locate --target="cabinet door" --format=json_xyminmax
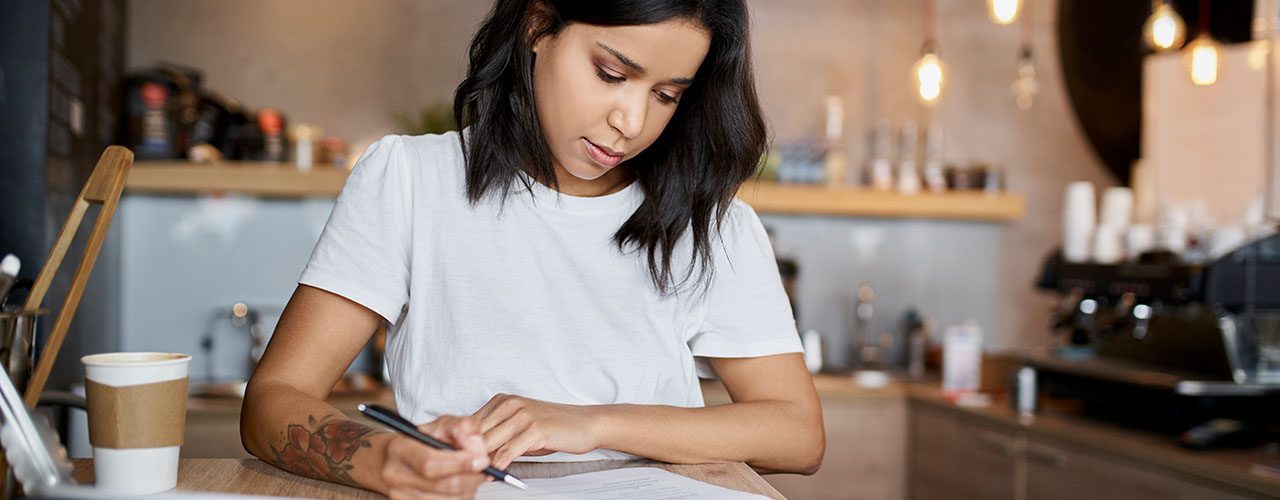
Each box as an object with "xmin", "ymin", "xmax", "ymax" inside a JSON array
[
  {"xmin": 909, "ymin": 405, "xmax": 1017, "ymax": 500},
  {"xmin": 766, "ymin": 397, "xmax": 908, "ymax": 500},
  {"xmin": 1024, "ymin": 439, "xmax": 1253, "ymax": 500}
]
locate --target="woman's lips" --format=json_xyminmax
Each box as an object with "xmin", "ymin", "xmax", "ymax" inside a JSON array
[{"xmin": 582, "ymin": 138, "xmax": 623, "ymax": 168}]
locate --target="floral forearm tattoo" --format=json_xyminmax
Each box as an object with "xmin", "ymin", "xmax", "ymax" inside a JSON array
[{"xmin": 267, "ymin": 414, "xmax": 376, "ymax": 487}]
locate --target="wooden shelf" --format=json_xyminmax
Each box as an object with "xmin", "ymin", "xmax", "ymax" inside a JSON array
[
  {"xmin": 126, "ymin": 164, "xmax": 1025, "ymax": 222},
  {"xmin": 126, "ymin": 161, "xmax": 348, "ymax": 198},
  {"xmin": 737, "ymin": 181, "xmax": 1025, "ymax": 222}
]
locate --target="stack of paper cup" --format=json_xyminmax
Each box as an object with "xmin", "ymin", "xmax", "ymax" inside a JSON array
[
  {"xmin": 1099, "ymin": 187, "xmax": 1133, "ymax": 228},
  {"xmin": 1093, "ymin": 187, "xmax": 1133, "ymax": 264},
  {"xmin": 1092, "ymin": 226, "xmax": 1125, "ymax": 263},
  {"xmin": 1062, "ymin": 181, "xmax": 1096, "ymax": 263},
  {"xmin": 83, "ymin": 353, "xmax": 191, "ymax": 496}
]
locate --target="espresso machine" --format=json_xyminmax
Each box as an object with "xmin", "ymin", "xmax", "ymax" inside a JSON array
[{"xmin": 1027, "ymin": 234, "xmax": 1280, "ymax": 437}]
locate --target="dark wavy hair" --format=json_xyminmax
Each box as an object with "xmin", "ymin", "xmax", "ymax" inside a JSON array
[{"xmin": 453, "ymin": 0, "xmax": 767, "ymax": 294}]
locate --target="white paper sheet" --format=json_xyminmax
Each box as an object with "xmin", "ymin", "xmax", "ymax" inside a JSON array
[{"xmin": 477, "ymin": 467, "xmax": 769, "ymax": 499}]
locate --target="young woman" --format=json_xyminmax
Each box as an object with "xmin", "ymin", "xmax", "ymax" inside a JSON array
[{"xmin": 241, "ymin": 0, "xmax": 824, "ymax": 497}]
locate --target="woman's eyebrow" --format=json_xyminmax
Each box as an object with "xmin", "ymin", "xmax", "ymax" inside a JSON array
[{"xmin": 596, "ymin": 41, "xmax": 694, "ymax": 86}]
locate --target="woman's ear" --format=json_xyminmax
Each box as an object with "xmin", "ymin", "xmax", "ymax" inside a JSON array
[
  {"xmin": 524, "ymin": 0, "xmax": 554, "ymax": 54},
  {"xmin": 531, "ymin": 34, "xmax": 548, "ymax": 55}
]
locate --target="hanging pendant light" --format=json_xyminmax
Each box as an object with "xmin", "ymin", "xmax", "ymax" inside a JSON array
[
  {"xmin": 914, "ymin": 44, "xmax": 944, "ymax": 105},
  {"xmin": 988, "ymin": 0, "xmax": 1020, "ymax": 25},
  {"xmin": 1143, "ymin": 0, "xmax": 1187, "ymax": 51},
  {"xmin": 1011, "ymin": 0, "xmax": 1038, "ymax": 109},
  {"xmin": 1188, "ymin": 36, "xmax": 1220, "ymax": 85},
  {"xmin": 914, "ymin": 0, "xmax": 945, "ymax": 105},
  {"xmin": 1186, "ymin": 0, "xmax": 1219, "ymax": 85}
]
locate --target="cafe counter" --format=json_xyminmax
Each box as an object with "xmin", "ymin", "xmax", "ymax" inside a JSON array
[
  {"xmin": 701, "ymin": 375, "xmax": 1280, "ymax": 500},
  {"xmin": 178, "ymin": 375, "xmax": 1280, "ymax": 499}
]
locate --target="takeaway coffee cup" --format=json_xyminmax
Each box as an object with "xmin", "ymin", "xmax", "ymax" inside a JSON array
[{"xmin": 82, "ymin": 352, "xmax": 191, "ymax": 495}]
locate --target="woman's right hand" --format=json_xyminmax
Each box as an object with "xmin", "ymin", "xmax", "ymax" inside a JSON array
[{"xmin": 380, "ymin": 415, "xmax": 492, "ymax": 499}]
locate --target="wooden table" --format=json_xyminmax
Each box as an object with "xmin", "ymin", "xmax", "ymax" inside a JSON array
[{"xmin": 72, "ymin": 459, "xmax": 784, "ymax": 499}]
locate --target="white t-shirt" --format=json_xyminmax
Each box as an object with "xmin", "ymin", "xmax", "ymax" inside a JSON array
[{"xmin": 299, "ymin": 131, "xmax": 801, "ymax": 461}]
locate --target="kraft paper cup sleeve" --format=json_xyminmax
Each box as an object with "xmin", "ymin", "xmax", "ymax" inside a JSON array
[{"xmin": 85, "ymin": 377, "xmax": 188, "ymax": 449}]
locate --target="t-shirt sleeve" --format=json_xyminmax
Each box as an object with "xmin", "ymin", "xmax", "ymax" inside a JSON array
[
  {"xmin": 299, "ymin": 135, "xmax": 414, "ymax": 324},
  {"xmin": 688, "ymin": 200, "xmax": 803, "ymax": 378}
]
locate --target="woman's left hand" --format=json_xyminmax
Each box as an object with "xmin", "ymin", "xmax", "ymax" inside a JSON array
[{"xmin": 470, "ymin": 393, "xmax": 605, "ymax": 469}]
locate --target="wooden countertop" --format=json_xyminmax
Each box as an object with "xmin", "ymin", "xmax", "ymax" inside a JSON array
[
  {"xmin": 125, "ymin": 161, "xmax": 1025, "ymax": 221},
  {"xmin": 904, "ymin": 383, "xmax": 1280, "ymax": 498},
  {"xmin": 71, "ymin": 458, "xmax": 783, "ymax": 499},
  {"xmin": 740, "ymin": 373, "xmax": 1280, "ymax": 497}
]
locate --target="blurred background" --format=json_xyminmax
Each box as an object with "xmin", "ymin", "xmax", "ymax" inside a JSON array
[{"xmin": 1, "ymin": 0, "xmax": 1279, "ymax": 498}]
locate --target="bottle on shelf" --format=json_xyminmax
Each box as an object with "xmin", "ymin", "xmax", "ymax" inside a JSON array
[
  {"xmin": 923, "ymin": 122, "xmax": 947, "ymax": 193},
  {"xmin": 896, "ymin": 121, "xmax": 922, "ymax": 194},
  {"xmin": 125, "ymin": 76, "xmax": 180, "ymax": 160},
  {"xmin": 866, "ymin": 120, "xmax": 895, "ymax": 191},
  {"xmin": 255, "ymin": 108, "xmax": 289, "ymax": 163},
  {"xmin": 291, "ymin": 124, "xmax": 320, "ymax": 172},
  {"xmin": 823, "ymin": 96, "xmax": 848, "ymax": 186}
]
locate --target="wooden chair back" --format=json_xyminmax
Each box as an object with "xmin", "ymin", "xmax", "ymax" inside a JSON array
[{"xmin": 20, "ymin": 146, "xmax": 133, "ymax": 408}]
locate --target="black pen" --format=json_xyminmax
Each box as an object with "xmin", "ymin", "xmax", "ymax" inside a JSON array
[{"xmin": 357, "ymin": 403, "xmax": 528, "ymax": 490}]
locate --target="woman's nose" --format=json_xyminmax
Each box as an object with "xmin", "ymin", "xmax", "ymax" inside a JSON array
[{"xmin": 607, "ymin": 97, "xmax": 646, "ymax": 140}]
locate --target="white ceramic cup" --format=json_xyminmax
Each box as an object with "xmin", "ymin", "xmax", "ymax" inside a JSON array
[
  {"xmin": 1126, "ymin": 224, "xmax": 1157, "ymax": 259},
  {"xmin": 82, "ymin": 352, "xmax": 191, "ymax": 496}
]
